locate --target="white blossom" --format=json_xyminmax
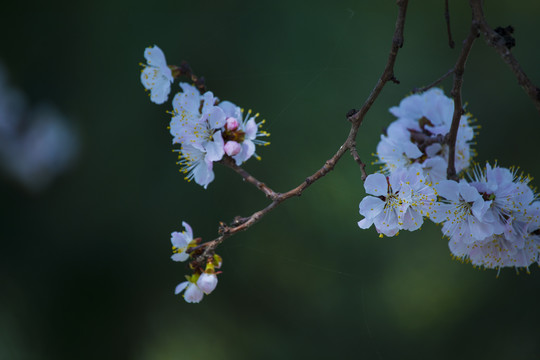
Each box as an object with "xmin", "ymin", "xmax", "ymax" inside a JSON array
[
  {"xmin": 170, "ymin": 221, "xmax": 194, "ymax": 262},
  {"xmin": 197, "ymin": 272, "xmax": 218, "ymax": 295},
  {"xmin": 437, "ymin": 179, "xmax": 495, "ymax": 244},
  {"xmin": 140, "ymin": 45, "xmax": 173, "ymax": 104},
  {"xmin": 170, "ymin": 83, "xmax": 226, "ymax": 188},
  {"xmin": 376, "ymin": 88, "xmax": 475, "ymax": 182},
  {"xmin": 358, "ymin": 165, "xmax": 442, "ymax": 237},
  {"xmin": 0, "ymin": 63, "xmax": 78, "ymax": 192},
  {"xmin": 443, "ymin": 164, "xmax": 540, "ymax": 270},
  {"xmin": 175, "ymin": 279, "xmax": 204, "ymax": 304}
]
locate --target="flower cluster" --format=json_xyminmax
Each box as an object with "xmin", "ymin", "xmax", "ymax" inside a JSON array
[
  {"xmin": 140, "ymin": 45, "xmax": 270, "ymax": 188},
  {"xmin": 360, "ymin": 89, "xmax": 540, "ymax": 272},
  {"xmin": 358, "ymin": 165, "xmax": 443, "ymax": 237},
  {"xmin": 170, "ymin": 83, "xmax": 270, "ymax": 188},
  {"xmin": 375, "ymin": 88, "xmax": 475, "ymax": 183},
  {"xmin": 440, "ymin": 164, "xmax": 540, "ymax": 270},
  {"xmin": 171, "ymin": 222, "xmax": 222, "ymax": 303}
]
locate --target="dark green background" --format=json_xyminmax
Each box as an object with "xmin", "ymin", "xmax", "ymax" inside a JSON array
[{"xmin": 1, "ymin": 1, "xmax": 539, "ymax": 359}]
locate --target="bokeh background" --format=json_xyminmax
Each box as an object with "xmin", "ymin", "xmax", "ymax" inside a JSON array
[{"xmin": 1, "ymin": 1, "xmax": 540, "ymax": 359}]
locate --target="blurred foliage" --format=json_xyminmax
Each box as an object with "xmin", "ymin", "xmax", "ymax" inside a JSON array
[{"xmin": 1, "ymin": 1, "xmax": 540, "ymax": 359}]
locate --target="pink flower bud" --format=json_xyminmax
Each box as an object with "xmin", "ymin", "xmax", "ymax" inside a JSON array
[
  {"xmin": 225, "ymin": 117, "xmax": 239, "ymax": 131},
  {"xmin": 224, "ymin": 141, "xmax": 242, "ymax": 156}
]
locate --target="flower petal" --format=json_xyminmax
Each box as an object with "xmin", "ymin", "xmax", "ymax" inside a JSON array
[
  {"xmin": 174, "ymin": 281, "xmax": 189, "ymax": 295},
  {"xmin": 364, "ymin": 173, "xmax": 388, "ymax": 196}
]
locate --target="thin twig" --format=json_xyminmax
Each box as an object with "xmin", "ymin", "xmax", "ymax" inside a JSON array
[
  {"xmin": 170, "ymin": 61, "xmax": 207, "ymax": 93},
  {"xmin": 445, "ymin": 0, "xmax": 455, "ymax": 48},
  {"xmin": 220, "ymin": 156, "xmax": 278, "ymax": 200},
  {"xmin": 469, "ymin": 0, "xmax": 540, "ymax": 115},
  {"xmin": 412, "ymin": 68, "xmax": 454, "ymax": 94},
  {"xmin": 446, "ymin": 23, "xmax": 479, "ymax": 180},
  {"xmin": 349, "ymin": 143, "xmax": 368, "ymax": 181},
  {"xmin": 195, "ymin": 0, "xmax": 410, "ymax": 263}
]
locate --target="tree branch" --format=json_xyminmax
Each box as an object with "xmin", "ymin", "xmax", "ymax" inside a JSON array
[
  {"xmin": 220, "ymin": 156, "xmax": 278, "ymax": 200},
  {"xmin": 469, "ymin": 0, "xmax": 540, "ymax": 115},
  {"xmin": 193, "ymin": 0, "xmax": 410, "ymax": 265},
  {"xmin": 446, "ymin": 22, "xmax": 478, "ymax": 180},
  {"xmin": 445, "ymin": 0, "xmax": 455, "ymax": 48},
  {"xmin": 349, "ymin": 143, "xmax": 368, "ymax": 181}
]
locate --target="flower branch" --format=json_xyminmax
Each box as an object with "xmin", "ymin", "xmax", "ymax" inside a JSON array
[
  {"xmin": 349, "ymin": 143, "xmax": 368, "ymax": 181},
  {"xmin": 220, "ymin": 156, "xmax": 277, "ymax": 200},
  {"xmin": 446, "ymin": 22, "xmax": 479, "ymax": 180},
  {"xmin": 444, "ymin": 0, "xmax": 455, "ymax": 48},
  {"xmin": 469, "ymin": 0, "xmax": 540, "ymax": 115},
  {"xmin": 190, "ymin": 0, "xmax": 410, "ymax": 267}
]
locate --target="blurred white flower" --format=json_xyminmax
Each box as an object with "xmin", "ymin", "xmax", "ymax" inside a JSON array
[{"xmin": 0, "ymin": 63, "xmax": 78, "ymax": 192}]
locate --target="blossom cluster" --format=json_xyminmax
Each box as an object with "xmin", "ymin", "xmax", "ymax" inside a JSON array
[
  {"xmin": 359, "ymin": 89, "xmax": 540, "ymax": 272},
  {"xmin": 141, "ymin": 45, "xmax": 272, "ymax": 302},
  {"xmin": 170, "ymin": 222, "xmax": 222, "ymax": 303},
  {"xmin": 375, "ymin": 88, "xmax": 475, "ymax": 183},
  {"xmin": 140, "ymin": 45, "xmax": 270, "ymax": 188}
]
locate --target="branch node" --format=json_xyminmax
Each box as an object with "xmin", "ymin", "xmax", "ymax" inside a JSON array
[
  {"xmin": 494, "ymin": 25, "xmax": 516, "ymax": 49},
  {"xmin": 346, "ymin": 108, "xmax": 358, "ymax": 121}
]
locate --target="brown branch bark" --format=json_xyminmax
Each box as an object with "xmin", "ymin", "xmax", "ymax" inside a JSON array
[
  {"xmin": 446, "ymin": 23, "xmax": 478, "ymax": 180},
  {"xmin": 194, "ymin": 0, "xmax": 410, "ymax": 265},
  {"xmin": 220, "ymin": 156, "xmax": 278, "ymax": 200},
  {"xmin": 445, "ymin": 0, "xmax": 455, "ymax": 48},
  {"xmin": 349, "ymin": 143, "xmax": 368, "ymax": 181},
  {"xmin": 469, "ymin": 0, "xmax": 540, "ymax": 115}
]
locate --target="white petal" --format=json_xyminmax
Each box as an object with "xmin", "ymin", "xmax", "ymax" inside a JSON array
[
  {"xmin": 244, "ymin": 118, "xmax": 258, "ymax": 139},
  {"xmin": 182, "ymin": 221, "xmax": 193, "ymax": 240},
  {"xmin": 403, "ymin": 142, "xmax": 422, "ymax": 159},
  {"xmin": 184, "ymin": 283, "xmax": 204, "ymax": 303},
  {"xmin": 218, "ymin": 101, "xmax": 241, "ymax": 119},
  {"xmin": 193, "ymin": 158, "xmax": 214, "ymax": 189},
  {"xmin": 171, "ymin": 252, "xmax": 190, "ymax": 262},
  {"xmin": 425, "ymin": 143, "xmax": 442, "ymax": 158},
  {"xmin": 206, "ymin": 106, "xmax": 226, "ymax": 130},
  {"xmin": 149, "ymin": 78, "xmax": 171, "ymax": 104},
  {"xmin": 468, "ymin": 216, "xmax": 493, "ymax": 241},
  {"xmin": 197, "ymin": 273, "xmax": 218, "ymax": 295},
  {"xmin": 364, "ymin": 173, "xmax": 388, "ymax": 196},
  {"xmin": 144, "ymin": 45, "xmax": 167, "ymax": 69},
  {"xmin": 359, "ymin": 196, "xmax": 385, "ymax": 219},
  {"xmin": 435, "ymin": 180, "xmax": 460, "ymax": 202},
  {"xmin": 170, "ymin": 231, "xmax": 188, "ymax": 249},
  {"xmin": 205, "ymin": 131, "xmax": 225, "ymax": 162},
  {"xmin": 174, "ymin": 281, "xmax": 189, "ymax": 295},
  {"xmin": 458, "ymin": 181, "xmax": 481, "ymax": 202},
  {"xmin": 233, "ymin": 140, "xmax": 255, "ymax": 165},
  {"xmin": 358, "ymin": 217, "xmax": 374, "ymax": 229}
]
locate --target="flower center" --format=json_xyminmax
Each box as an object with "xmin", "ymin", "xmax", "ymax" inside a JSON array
[{"xmin": 223, "ymin": 129, "xmax": 245, "ymax": 143}]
